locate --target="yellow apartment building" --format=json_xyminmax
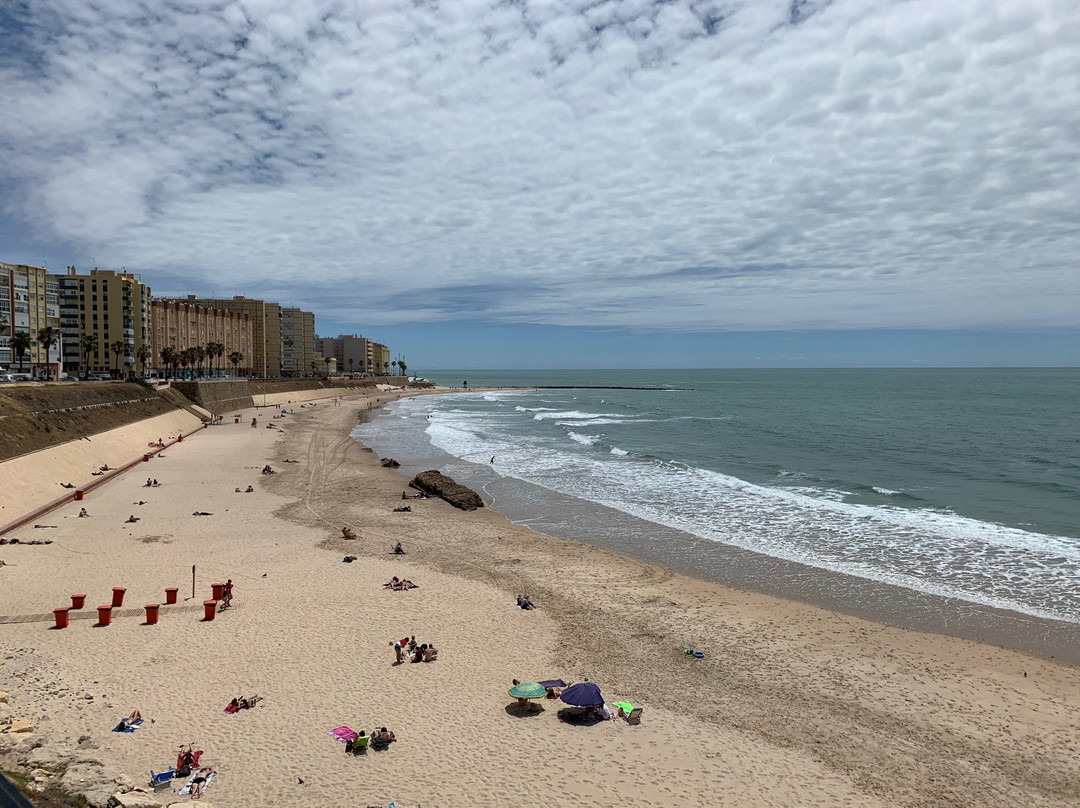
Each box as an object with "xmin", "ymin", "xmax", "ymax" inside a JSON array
[
  {"xmin": 0, "ymin": 262, "xmax": 62, "ymax": 377},
  {"xmin": 57, "ymin": 268, "xmax": 153, "ymax": 377}
]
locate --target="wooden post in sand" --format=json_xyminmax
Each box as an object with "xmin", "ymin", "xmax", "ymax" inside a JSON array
[{"xmin": 191, "ymin": 565, "xmax": 196, "ymax": 600}]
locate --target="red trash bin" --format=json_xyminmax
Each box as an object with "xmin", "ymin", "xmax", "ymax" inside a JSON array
[
  {"xmin": 96, "ymin": 605, "xmax": 112, "ymax": 627},
  {"xmin": 53, "ymin": 608, "xmax": 70, "ymax": 629},
  {"xmin": 71, "ymin": 594, "xmax": 86, "ymax": 609},
  {"xmin": 165, "ymin": 587, "xmax": 178, "ymax": 605},
  {"xmin": 203, "ymin": 600, "xmax": 218, "ymax": 621},
  {"xmin": 144, "ymin": 454, "xmax": 151, "ymax": 462},
  {"xmin": 211, "ymin": 582, "xmax": 225, "ymax": 601},
  {"xmin": 74, "ymin": 490, "xmax": 84, "ymax": 501},
  {"xmin": 234, "ymin": 417, "xmax": 240, "ymax": 424},
  {"xmin": 111, "ymin": 587, "xmax": 126, "ymax": 607},
  {"xmin": 144, "ymin": 604, "xmax": 160, "ymax": 625}
]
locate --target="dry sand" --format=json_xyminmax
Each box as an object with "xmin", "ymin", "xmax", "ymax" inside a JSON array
[{"xmin": 1, "ymin": 391, "xmax": 1078, "ymax": 807}]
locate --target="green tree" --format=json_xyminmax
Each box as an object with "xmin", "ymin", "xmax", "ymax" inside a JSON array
[
  {"xmin": 11, "ymin": 331, "xmax": 32, "ymax": 373},
  {"xmin": 80, "ymin": 333, "xmax": 98, "ymax": 377},
  {"xmin": 136, "ymin": 343, "xmax": 153, "ymax": 376},
  {"xmin": 194, "ymin": 345, "xmax": 207, "ymax": 378},
  {"xmin": 398, "ymin": 358, "xmax": 407, "ymax": 377},
  {"xmin": 391, "ymin": 360, "xmax": 398, "ymax": 376},
  {"xmin": 160, "ymin": 346, "xmax": 176, "ymax": 381},
  {"xmin": 36, "ymin": 326, "xmax": 60, "ymax": 380},
  {"xmin": 110, "ymin": 340, "xmax": 126, "ymax": 376}
]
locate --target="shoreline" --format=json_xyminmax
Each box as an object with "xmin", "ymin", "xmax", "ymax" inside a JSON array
[
  {"xmin": 1, "ymin": 390, "xmax": 1078, "ymax": 807},
  {"xmin": 358, "ymin": 393, "xmax": 1080, "ymax": 665}
]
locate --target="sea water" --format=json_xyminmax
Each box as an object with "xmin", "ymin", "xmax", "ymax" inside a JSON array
[{"xmin": 353, "ymin": 369, "xmax": 1080, "ymax": 632}]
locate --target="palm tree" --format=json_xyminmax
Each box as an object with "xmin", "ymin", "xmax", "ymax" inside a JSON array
[
  {"xmin": 160, "ymin": 346, "xmax": 176, "ymax": 381},
  {"xmin": 194, "ymin": 345, "xmax": 207, "ymax": 378},
  {"xmin": 310, "ymin": 360, "xmax": 316, "ymax": 377},
  {"xmin": 383, "ymin": 361, "xmax": 389, "ymax": 375},
  {"xmin": 10, "ymin": 331, "xmax": 31, "ymax": 374},
  {"xmin": 228, "ymin": 351, "xmax": 243, "ymax": 377},
  {"xmin": 136, "ymin": 343, "xmax": 152, "ymax": 376},
  {"xmin": 110, "ymin": 340, "xmax": 125, "ymax": 377},
  {"xmin": 323, "ymin": 356, "xmax": 331, "ymax": 377},
  {"xmin": 180, "ymin": 347, "xmax": 194, "ymax": 379},
  {"xmin": 80, "ymin": 334, "xmax": 98, "ymax": 378},
  {"xmin": 36, "ymin": 326, "xmax": 60, "ymax": 380},
  {"xmin": 348, "ymin": 357, "xmax": 354, "ymax": 377},
  {"xmin": 205, "ymin": 341, "xmax": 223, "ymax": 377},
  {"xmin": 391, "ymin": 360, "xmax": 398, "ymax": 376},
  {"xmin": 398, "ymin": 358, "xmax": 407, "ymax": 378}
]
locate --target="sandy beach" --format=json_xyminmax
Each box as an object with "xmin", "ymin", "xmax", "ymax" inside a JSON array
[{"xmin": 2, "ymin": 389, "xmax": 1079, "ymax": 808}]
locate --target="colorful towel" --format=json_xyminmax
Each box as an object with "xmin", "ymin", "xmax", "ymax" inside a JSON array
[
  {"xmin": 538, "ymin": 679, "xmax": 567, "ymax": 689},
  {"xmin": 223, "ymin": 703, "xmax": 239, "ymax": 714},
  {"xmin": 178, "ymin": 770, "xmax": 215, "ymax": 796},
  {"xmin": 112, "ymin": 717, "xmax": 143, "ymax": 733},
  {"xmin": 613, "ymin": 701, "xmax": 634, "ymax": 715},
  {"xmin": 329, "ymin": 726, "xmax": 358, "ymax": 744}
]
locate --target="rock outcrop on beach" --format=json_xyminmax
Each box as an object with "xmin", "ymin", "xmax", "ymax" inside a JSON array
[{"xmin": 409, "ymin": 470, "xmax": 484, "ymax": 510}]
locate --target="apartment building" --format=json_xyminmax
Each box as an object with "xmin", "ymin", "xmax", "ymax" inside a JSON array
[
  {"xmin": 372, "ymin": 342, "xmax": 390, "ymax": 375},
  {"xmin": 281, "ymin": 307, "xmax": 315, "ymax": 376},
  {"xmin": 151, "ymin": 299, "xmax": 253, "ymax": 375},
  {"xmin": 0, "ymin": 263, "xmax": 62, "ymax": 376},
  {"xmin": 184, "ymin": 296, "xmax": 282, "ymax": 378},
  {"xmin": 56, "ymin": 268, "xmax": 152, "ymax": 377},
  {"xmin": 314, "ymin": 334, "xmax": 373, "ymax": 374}
]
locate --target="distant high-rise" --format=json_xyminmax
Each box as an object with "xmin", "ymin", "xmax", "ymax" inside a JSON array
[
  {"xmin": 315, "ymin": 334, "xmax": 374, "ymax": 374},
  {"xmin": 281, "ymin": 307, "xmax": 315, "ymax": 376}
]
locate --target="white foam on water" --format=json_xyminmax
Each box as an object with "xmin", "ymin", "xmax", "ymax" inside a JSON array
[
  {"xmin": 873, "ymin": 486, "xmax": 903, "ymax": 496},
  {"xmin": 567, "ymin": 431, "xmax": 598, "ymax": 445},
  {"xmin": 533, "ymin": 410, "xmax": 625, "ymax": 421},
  {"xmin": 610, "ymin": 447, "xmax": 629, "ymax": 456},
  {"xmin": 419, "ymin": 401, "xmax": 1080, "ymax": 624}
]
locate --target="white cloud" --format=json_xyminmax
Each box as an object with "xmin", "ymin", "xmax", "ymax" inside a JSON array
[{"xmin": 1, "ymin": 0, "xmax": 1079, "ymax": 331}]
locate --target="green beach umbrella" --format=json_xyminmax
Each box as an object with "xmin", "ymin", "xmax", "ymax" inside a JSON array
[{"xmin": 508, "ymin": 681, "xmax": 548, "ymax": 700}]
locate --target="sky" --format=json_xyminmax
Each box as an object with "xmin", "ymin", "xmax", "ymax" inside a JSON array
[{"xmin": 1, "ymin": 0, "xmax": 1079, "ymax": 368}]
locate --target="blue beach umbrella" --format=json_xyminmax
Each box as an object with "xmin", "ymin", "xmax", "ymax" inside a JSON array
[
  {"xmin": 560, "ymin": 682, "xmax": 604, "ymax": 707},
  {"xmin": 508, "ymin": 682, "xmax": 548, "ymax": 700}
]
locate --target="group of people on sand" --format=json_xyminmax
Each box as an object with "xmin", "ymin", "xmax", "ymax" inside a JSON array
[
  {"xmin": 391, "ymin": 636, "xmax": 438, "ymax": 664},
  {"xmin": 144, "ymin": 478, "xmax": 161, "ymax": 487},
  {"xmin": 516, "ymin": 594, "xmax": 537, "ymax": 610},
  {"xmin": 261, "ymin": 465, "xmax": 275, "ymax": 475},
  {"xmin": 384, "ymin": 576, "xmax": 418, "ymax": 591},
  {"xmin": 342, "ymin": 526, "xmax": 358, "ymax": 540},
  {"xmin": 226, "ymin": 694, "xmax": 260, "ymax": 711},
  {"xmin": 346, "ymin": 727, "xmax": 396, "ymax": 754},
  {"xmin": 401, "ymin": 490, "xmax": 430, "ymax": 500},
  {"xmin": 235, "ymin": 485, "xmax": 255, "ymax": 493}
]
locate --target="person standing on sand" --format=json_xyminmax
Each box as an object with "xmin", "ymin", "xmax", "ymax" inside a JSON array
[{"xmin": 490, "ymin": 456, "xmax": 495, "ymax": 464}]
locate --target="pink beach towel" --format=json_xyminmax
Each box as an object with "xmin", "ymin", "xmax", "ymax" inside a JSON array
[{"xmin": 328, "ymin": 726, "xmax": 358, "ymax": 744}]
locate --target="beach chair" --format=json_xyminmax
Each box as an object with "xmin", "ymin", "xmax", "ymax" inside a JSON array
[
  {"xmin": 349, "ymin": 734, "xmax": 370, "ymax": 754},
  {"xmin": 625, "ymin": 707, "xmax": 643, "ymax": 725},
  {"xmin": 371, "ymin": 735, "xmax": 391, "ymax": 750},
  {"xmin": 149, "ymin": 767, "xmax": 175, "ymax": 789}
]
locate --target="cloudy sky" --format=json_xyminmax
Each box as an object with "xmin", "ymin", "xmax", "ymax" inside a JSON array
[{"xmin": 2, "ymin": 0, "xmax": 1079, "ymax": 366}]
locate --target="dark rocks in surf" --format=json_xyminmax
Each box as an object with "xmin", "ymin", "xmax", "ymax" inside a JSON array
[{"xmin": 409, "ymin": 470, "xmax": 484, "ymax": 511}]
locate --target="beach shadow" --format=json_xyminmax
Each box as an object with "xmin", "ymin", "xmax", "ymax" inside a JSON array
[
  {"xmin": 505, "ymin": 702, "xmax": 545, "ymax": 718},
  {"xmin": 557, "ymin": 708, "xmax": 601, "ymax": 726}
]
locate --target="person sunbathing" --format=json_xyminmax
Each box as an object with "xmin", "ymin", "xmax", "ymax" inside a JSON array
[
  {"xmin": 284, "ymin": 458, "xmax": 298, "ymax": 463},
  {"xmin": 61, "ymin": 482, "xmax": 75, "ymax": 489},
  {"xmin": 189, "ymin": 767, "xmax": 214, "ymax": 798},
  {"xmin": 152, "ymin": 479, "xmax": 160, "ymax": 486},
  {"xmin": 235, "ymin": 487, "xmax": 241, "ymax": 493},
  {"xmin": 78, "ymin": 508, "xmax": 89, "ymax": 518},
  {"xmin": 423, "ymin": 644, "xmax": 438, "ymax": 662},
  {"xmin": 373, "ymin": 727, "xmax": 396, "ymax": 743},
  {"xmin": 245, "ymin": 485, "xmax": 254, "ymax": 493},
  {"xmin": 177, "ymin": 745, "xmax": 197, "ymax": 771},
  {"xmin": 391, "ymin": 542, "xmax": 405, "ymax": 554},
  {"xmin": 192, "ymin": 511, "xmax": 213, "ymax": 516},
  {"xmin": 348, "ymin": 730, "xmax": 369, "ymax": 754},
  {"xmin": 125, "ymin": 515, "xmax": 139, "ymax": 523},
  {"xmin": 392, "ymin": 505, "xmax": 411, "ymax": 512},
  {"xmin": 384, "ymin": 576, "xmax": 401, "ymax": 589},
  {"xmin": 229, "ymin": 695, "xmax": 261, "ymax": 711},
  {"xmin": 342, "ymin": 526, "xmax": 357, "ymax": 539},
  {"xmin": 517, "ymin": 594, "xmax": 537, "ymax": 610},
  {"xmin": 114, "ymin": 710, "xmax": 142, "ymax": 731}
]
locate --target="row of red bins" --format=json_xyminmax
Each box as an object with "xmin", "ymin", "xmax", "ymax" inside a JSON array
[{"xmin": 52, "ymin": 586, "xmax": 218, "ymax": 628}]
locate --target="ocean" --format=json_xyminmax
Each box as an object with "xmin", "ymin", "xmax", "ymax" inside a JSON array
[{"xmin": 353, "ymin": 369, "xmax": 1080, "ymax": 652}]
